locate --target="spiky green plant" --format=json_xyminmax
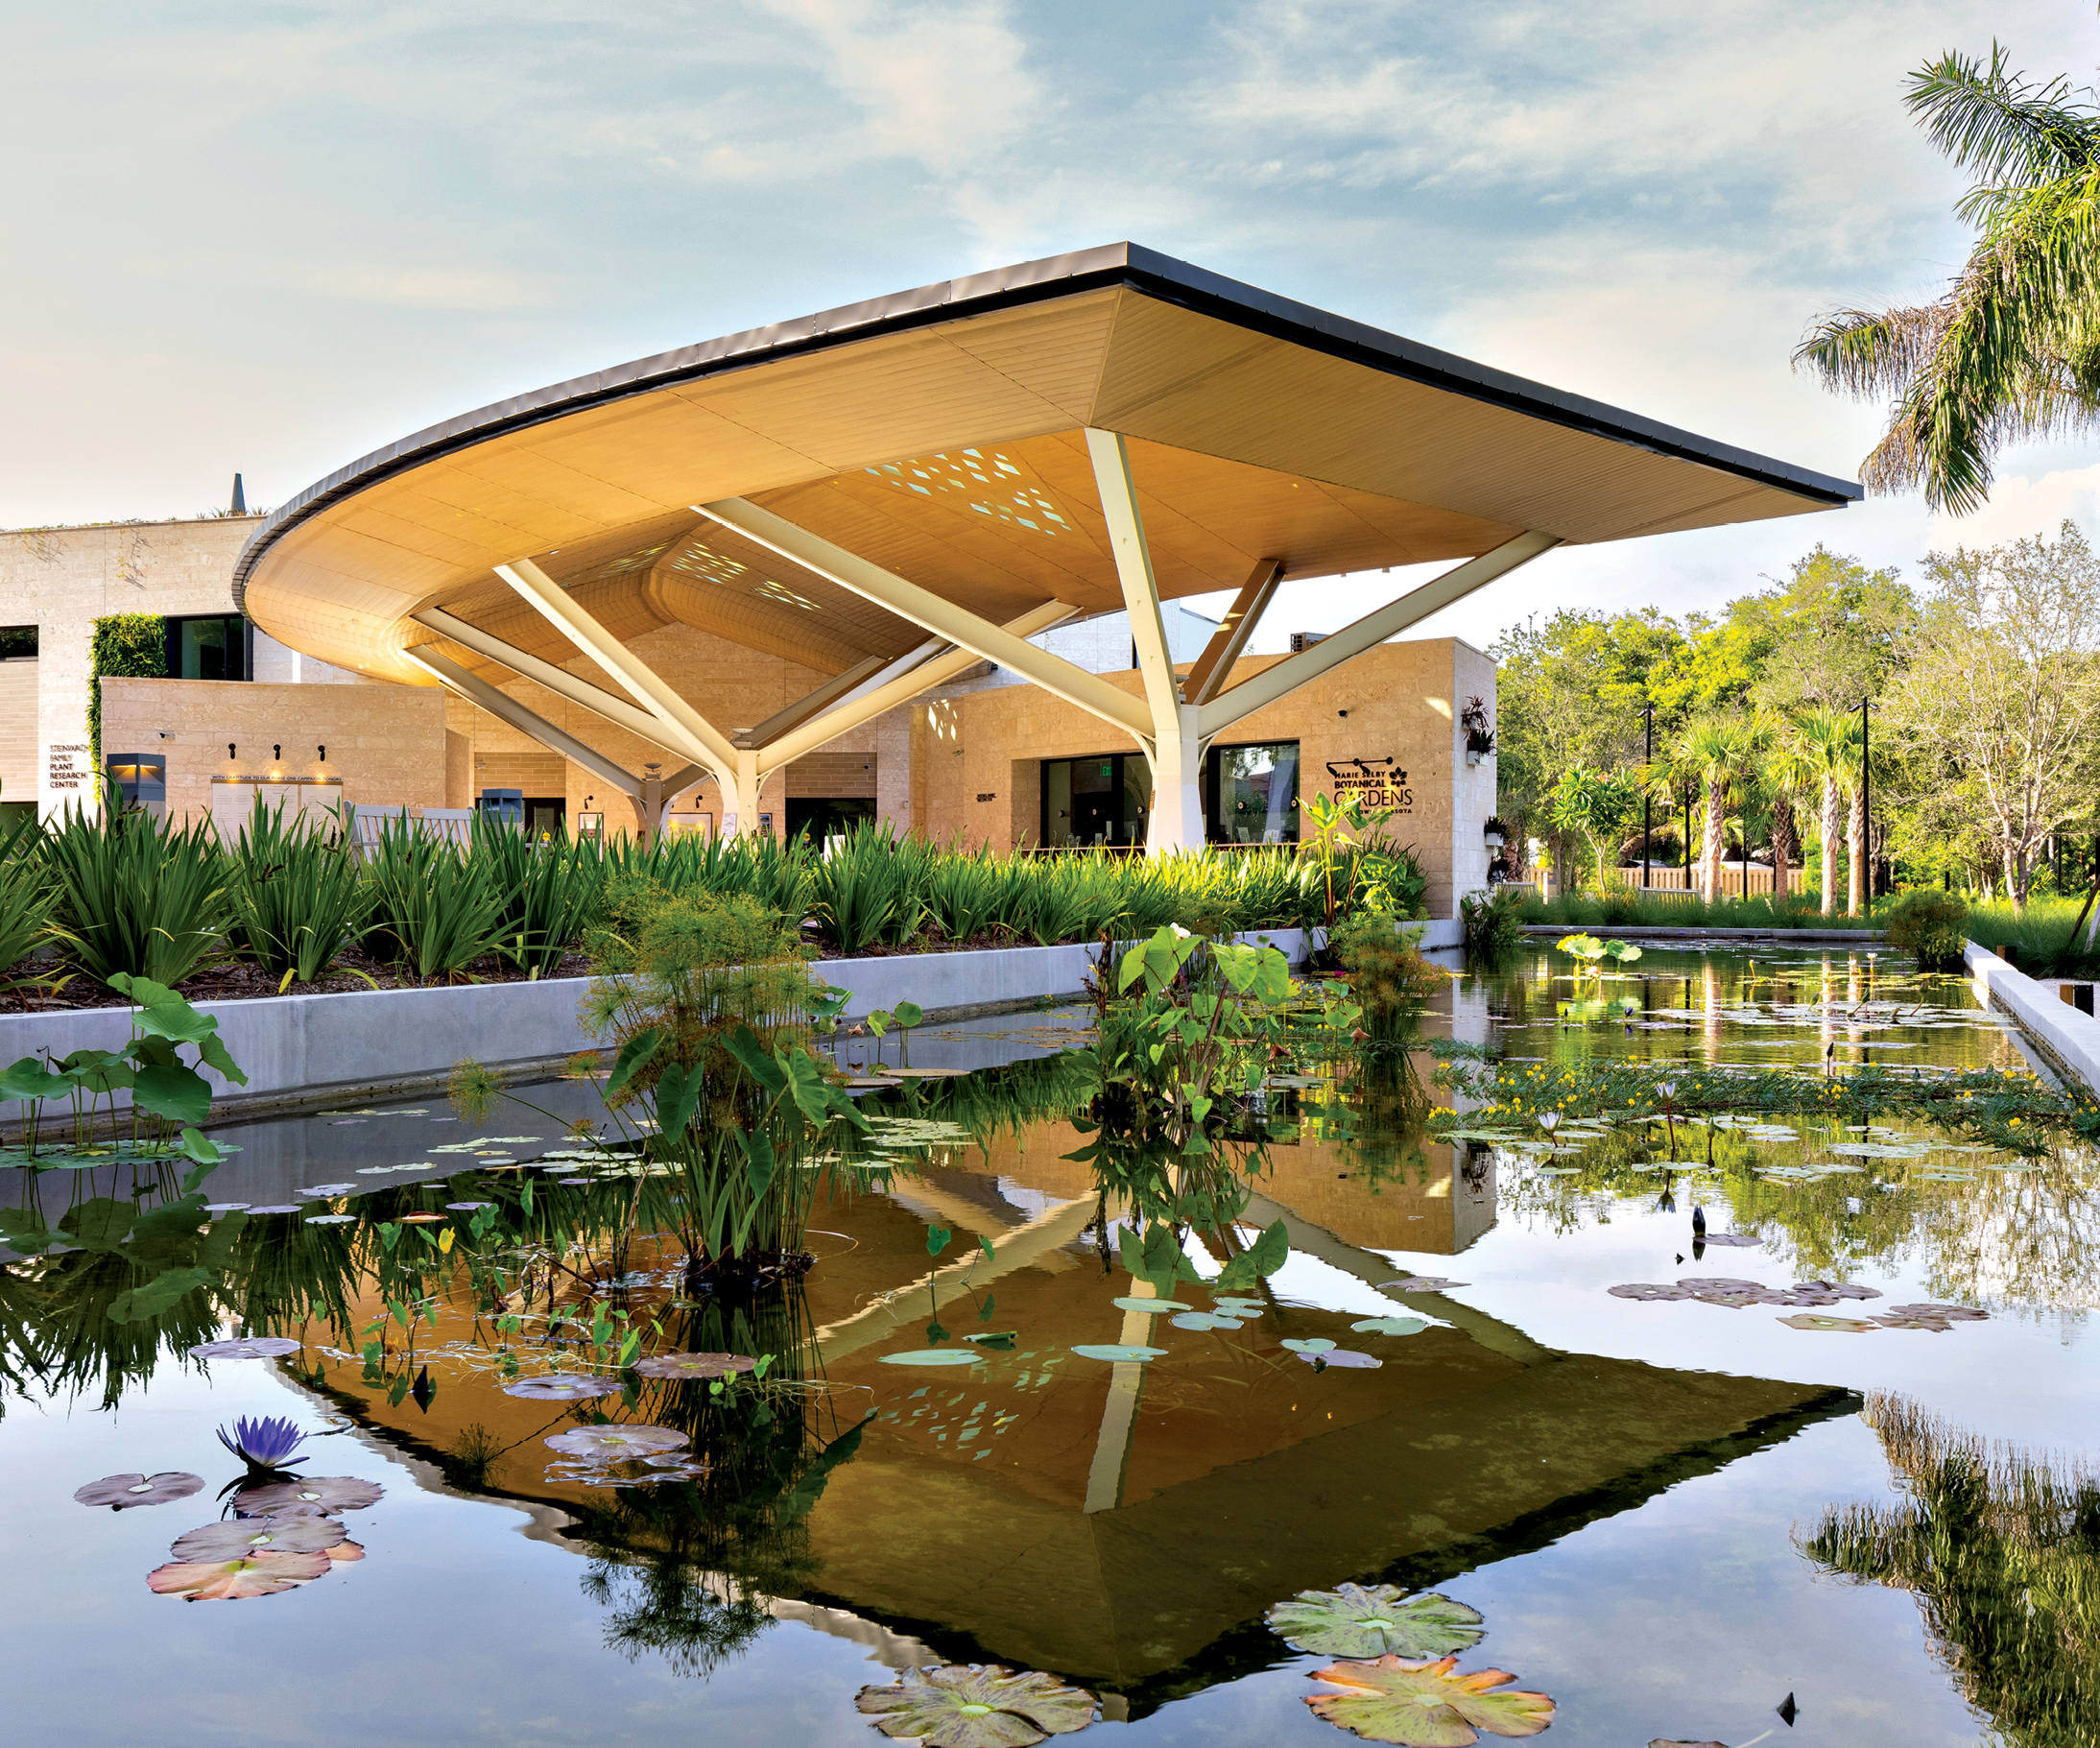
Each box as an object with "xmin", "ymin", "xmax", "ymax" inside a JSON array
[
  {"xmin": 43, "ymin": 805, "xmax": 230, "ymax": 989},
  {"xmin": 360, "ymin": 814, "xmax": 514, "ymax": 983},
  {"xmin": 224, "ymin": 798, "xmax": 370, "ymax": 987}
]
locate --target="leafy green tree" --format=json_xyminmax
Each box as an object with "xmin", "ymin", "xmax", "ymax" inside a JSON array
[
  {"xmin": 1547, "ymin": 766, "xmax": 1640, "ymax": 894},
  {"xmin": 1881, "ymin": 521, "xmax": 2100, "ymax": 906},
  {"xmin": 1656, "ymin": 715, "xmax": 1763, "ymax": 901},
  {"xmin": 1797, "ymin": 39, "xmax": 2100, "ymax": 512}
]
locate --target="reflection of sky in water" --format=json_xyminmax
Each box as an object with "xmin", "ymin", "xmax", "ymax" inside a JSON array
[{"xmin": 5, "ymin": 946, "xmax": 2095, "ymax": 1743}]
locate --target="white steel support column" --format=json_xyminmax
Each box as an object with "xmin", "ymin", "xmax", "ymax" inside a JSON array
[
  {"xmin": 1183, "ymin": 557, "xmax": 1282, "ymax": 706},
  {"xmin": 1197, "ymin": 531, "xmax": 1561, "ymax": 740},
  {"xmin": 493, "ymin": 558, "xmax": 741, "ymax": 779},
  {"xmin": 402, "ymin": 647, "xmax": 644, "ymax": 799},
  {"xmin": 1085, "ymin": 427, "xmax": 1202, "ymax": 854},
  {"xmin": 752, "ymin": 602, "xmax": 1073, "ymax": 775},
  {"xmin": 695, "ymin": 500, "xmax": 1154, "ymax": 745},
  {"xmin": 720, "ymin": 749, "xmax": 761, "ymax": 839}
]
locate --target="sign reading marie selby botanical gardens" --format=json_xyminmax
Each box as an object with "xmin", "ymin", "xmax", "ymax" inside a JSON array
[{"xmin": 1326, "ymin": 757, "xmax": 1411, "ymax": 814}]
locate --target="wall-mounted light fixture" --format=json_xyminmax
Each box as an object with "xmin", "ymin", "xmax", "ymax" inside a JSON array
[
  {"xmin": 1337, "ymin": 709, "xmax": 1349, "ymax": 719},
  {"xmin": 317, "ymin": 745, "xmax": 326, "ymax": 761},
  {"xmin": 273, "ymin": 744, "xmax": 281, "ymax": 760},
  {"xmin": 227, "ymin": 743, "xmax": 236, "ymax": 759}
]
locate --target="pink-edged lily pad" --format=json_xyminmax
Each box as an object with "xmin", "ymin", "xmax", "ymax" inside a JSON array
[
  {"xmin": 1777, "ymin": 1313, "xmax": 1880, "ymax": 1332},
  {"xmin": 233, "ymin": 1476, "xmax": 385, "ymax": 1515},
  {"xmin": 501, "ymin": 1374, "xmax": 623, "ymax": 1401},
  {"xmin": 631, "ymin": 1352, "xmax": 757, "ymax": 1379},
  {"xmin": 856, "ymin": 1663, "xmax": 1097, "ymax": 1745},
  {"xmin": 1267, "ymin": 1585, "xmax": 1484, "ymax": 1659},
  {"xmin": 147, "ymin": 1551, "xmax": 332, "ymax": 1600},
  {"xmin": 1608, "ymin": 1283, "xmax": 1693, "ymax": 1302},
  {"xmin": 1305, "ymin": 1653, "xmax": 1556, "ymax": 1743},
  {"xmin": 325, "ymin": 1540, "xmax": 365, "ymax": 1563},
  {"xmin": 190, "ymin": 1337, "xmax": 300, "ymax": 1360},
  {"xmin": 544, "ymin": 1425, "xmax": 690, "ymax": 1460},
  {"xmin": 171, "ymin": 1516, "xmax": 346, "ymax": 1561},
  {"xmin": 1797, "ymin": 1279, "xmax": 1881, "ymax": 1300},
  {"xmin": 75, "ymin": 1472, "xmax": 203, "ymax": 1510},
  {"xmin": 1889, "ymin": 1302, "xmax": 1987, "ymax": 1321}
]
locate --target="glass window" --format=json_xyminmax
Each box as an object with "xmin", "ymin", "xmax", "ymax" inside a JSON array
[
  {"xmin": 1205, "ymin": 741, "xmax": 1300, "ymax": 845},
  {"xmin": 1040, "ymin": 754, "xmax": 1146, "ymax": 848},
  {"xmin": 168, "ymin": 615, "xmax": 249, "ymax": 681}
]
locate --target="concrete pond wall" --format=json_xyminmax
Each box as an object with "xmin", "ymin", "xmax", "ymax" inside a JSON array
[{"xmin": 2, "ymin": 922, "xmax": 1465, "ymax": 1123}]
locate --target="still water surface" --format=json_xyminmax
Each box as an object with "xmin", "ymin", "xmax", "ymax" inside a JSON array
[{"xmin": 6, "ymin": 945, "xmax": 2094, "ymax": 1747}]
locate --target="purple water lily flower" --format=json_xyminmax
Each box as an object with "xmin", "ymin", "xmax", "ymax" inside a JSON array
[{"xmin": 216, "ymin": 1415, "xmax": 311, "ymax": 1470}]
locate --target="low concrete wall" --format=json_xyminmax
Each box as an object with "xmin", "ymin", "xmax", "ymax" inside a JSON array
[
  {"xmin": 0, "ymin": 925, "xmax": 1341, "ymax": 1122},
  {"xmin": 1963, "ymin": 940, "xmax": 2100, "ymax": 1096},
  {"xmin": 1517, "ymin": 924, "xmax": 1886, "ymax": 944}
]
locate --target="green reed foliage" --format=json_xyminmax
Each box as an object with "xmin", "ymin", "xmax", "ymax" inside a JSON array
[
  {"xmin": 474, "ymin": 814, "xmax": 606, "ymax": 976},
  {"xmin": 361, "ymin": 814, "xmax": 515, "ymax": 983},
  {"xmin": 43, "ymin": 805, "xmax": 230, "ymax": 988},
  {"xmin": 1328, "ymin": 913, "xmax": 1444, "ymax": 1026},
  {"xmin": 224, "ymin": 798, "xmax": 371, "ymax": 986},
  {"xmin": 805, "ymin": 822, "xmax": 922, "ymax": 953},
  {"xmin": 1515, "ymin": 888, "xmax": 1876, "ymax": 931},
  {"xmin": 0, "ymin": 810, "xmax": 60, "ymax": 999},
  {"xmin": 1802, "ymin": 1393, "xmax": 2100, "ymax": 1748}
]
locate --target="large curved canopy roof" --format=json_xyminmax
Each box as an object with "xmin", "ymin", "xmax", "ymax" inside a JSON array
[{"xmin": 236, "ymin": 243, "xmax": 1855, "ymax": 693}]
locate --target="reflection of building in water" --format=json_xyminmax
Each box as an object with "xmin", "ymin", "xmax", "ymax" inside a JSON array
[{"xmin": 316, "ymin": 1123, "xmax": 1852, "ymax": 1710}]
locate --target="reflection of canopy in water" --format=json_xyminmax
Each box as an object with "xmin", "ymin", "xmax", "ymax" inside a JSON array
[{"xmin": 800, "ymin": 1190, "xmax": 1851, "ymax": 1697}]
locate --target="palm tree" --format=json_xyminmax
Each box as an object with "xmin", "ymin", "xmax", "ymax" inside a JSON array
[
  {"xmin": 1790, "ymin": 709, "xmax": 1862, "ymax": 916},
  {"xmin": 1795, "ymin": 44, "xmax": 2100, "ymax": 513},
  {"xmin": 1762, "ymin": 736, "xmax": 1816, "ymax": 900},
  {"xmin": 1659, "ymin": 716, "xmax": 1760, "ymax": 902}
]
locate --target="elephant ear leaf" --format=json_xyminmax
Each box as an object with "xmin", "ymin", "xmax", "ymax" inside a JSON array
[
  {"xmin": 1305, "ymin": 1654, "xmax": 1555, "ymax": 1744},
  {"xmin": 1214, "ymin": 1218, "xmax": 1289, "ymax": 1293},
  {"xmin": 738, "ymin": 1127, "xmax": 776, "ymax": 1199},
  {"xmin": 605, "ymin": 1028, "xmax": 663, "ymax": 1097},
  {"xmin": 722, "ymin": 1026, "xmax": 787, "ymax": 1095},
  {"xmin": 652, "ymin": 1060, "xmax": 704, "ymax": 1141}
]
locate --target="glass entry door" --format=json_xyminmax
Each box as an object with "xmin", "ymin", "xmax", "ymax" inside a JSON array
[{"xmin": 1040, "ymin": 754, "xmax": 1152, "ymax": 848}]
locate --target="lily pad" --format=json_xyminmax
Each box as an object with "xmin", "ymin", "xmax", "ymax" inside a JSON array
[
  {"xmin": 1378, "ymin": 1278, "xmax": 1468, "ymax": 1292},
  {"xmin": 545, "ymin": 1425, "xmax": 690, "ymax": 1459},
  {"xmin": 1607, "ymin": 1283, "xmax": 1693, "ymax": 1302},
  {"xmin": 1693, "ymin": 1233, "xmax": 1762, "ymax": 1247},
  {"xmin": 171, "ymin": 1517, "xmax": 346, "ymax": 1561},
  {"xmin": 501, "ymin": 1375, "xmax": 622, "ymax": 1400},
  {"xmin": 147, "ymin": 1551, "xmax": 332, "ymax": 1599},
  {"xmin": 1306, "ymin": 1654, "xmax": 1556, "ymax": 1744},
  {"xmin": 190, "ymin": 1337, "xmax": 300, "ymax": 1360},
  {"xmin": 296, "ymin": 1184, "xmax": 355, "ymax": 1197},
  {"xmin": 631, "ymin": 1352, "xmax": 758, "ymax": 1379},
  {"xmin": 1110, "ymin": 1297, "xmax": 1189, "ymax": 1313},
  {"xmin": 1300, "ymin": 1348, "xmax": 1380, "ymax": 1368},
  {"xmin": 1796, "ymin": 1279, "xmax": 1881, "ymax": 1300},
  {"xmin": 1777, "ymin": 1314, "xmax": 1880, "ymax": 1332},
  {"xmin": 1070, "ymin": 1344, "xmax": 1166, "ymax": 1363},
  {"xmin": 855, "ymin": 1663, "xmax": 1097, "ymax": 1746},
  {"xmin": 1873, "ymin": 1312, "xmax": 1956, "ymax": 1331},
  {"xmin": 1171, "ymin": 1311, "xmax": 1242, "ymax": 1330},
  {"xmin": 1351, "ymin": 1318, "xmax": 1428, "ymax": 1336},
  {"xmin": 244, "ymin": 1205, "xmax": 304, "ymax": 1216},
  {"xmin": 304, "ymin": 1214, "xmax": 356, "ymax": 1225},
  {"xmin": 1282, "ymin": 1337, "xmax": 1336, "ymax": 1354},
  {"xmin": 234, "ymin": 1476, "xmax": 385, "ymax": 1514},
  {"xmin": 1889, "ymin": 1303, "xmax": 1987, "ymax": 1321},
  {"xmin": 1267, "ymin": 1584, "xmax": 1485, "ymax": 1659},
  {"xmin": 74, "ymin": 1472, "xmax": 203, "ymax": 1510},
  {"xmin": 1211, "ymin": 1296, "xmax": 1267, "ymax": 1312},
  {"xmin": 881, "ymin": 1350, "xmax": 986, "ymax": 1366}
]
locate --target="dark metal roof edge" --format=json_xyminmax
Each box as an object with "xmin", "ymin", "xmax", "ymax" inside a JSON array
[{"xmin": 233, "ymin": 242, "xmax": 1857, "ymax": 605}]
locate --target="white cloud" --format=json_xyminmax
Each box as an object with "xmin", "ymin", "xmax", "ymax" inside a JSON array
[{"xmin": 1926, "ymin": 463, "xmax": 2100, "ymax": 554}]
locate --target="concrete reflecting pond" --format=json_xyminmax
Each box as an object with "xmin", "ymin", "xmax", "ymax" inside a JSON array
[{"xmin": 3, "ymin": 946, "xmax": 2095, "ymax": 1746}]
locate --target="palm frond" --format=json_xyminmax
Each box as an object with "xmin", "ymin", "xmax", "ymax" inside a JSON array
[{"xmin": 1904, "ymin": 46, "xmax": 2098, "ymax": 185}]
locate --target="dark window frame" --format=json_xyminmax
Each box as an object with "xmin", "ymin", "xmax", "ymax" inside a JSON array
[
  {"xmin": 164, "ymin": 613, "xmax": 253, "ymax": 682},
  {"xmin": 1202, "ymin": 738, "xmax": 1301, "ymax": 846}
]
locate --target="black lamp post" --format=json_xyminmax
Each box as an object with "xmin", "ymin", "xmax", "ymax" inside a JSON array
[
  {"xmin": 1641, "ymin": 702, "xmax": 1654, "ymax": 890},
  {"xmin": 1859, "ymin": 694, "xmax": 1872, "ymax": 902}
]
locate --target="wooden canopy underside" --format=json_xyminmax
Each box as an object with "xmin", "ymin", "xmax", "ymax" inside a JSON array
[{"xmin": 238, "ymin": 270, "xmax": 1851, "ymax": 692}]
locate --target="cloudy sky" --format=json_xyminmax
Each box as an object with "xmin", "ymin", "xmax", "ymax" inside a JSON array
[{"xmin": 7, "ymin": 1, "xmax": 2099, "ymax": 651}]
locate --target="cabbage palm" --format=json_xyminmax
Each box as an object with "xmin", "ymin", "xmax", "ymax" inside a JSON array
[
  {"xmin": 1659, "ymin": 716, "xmax": 1760, "ymax": 902},
  {"xmin": 1796, "ymin": 44, "xmax": 2100, "ymax": 513}
]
